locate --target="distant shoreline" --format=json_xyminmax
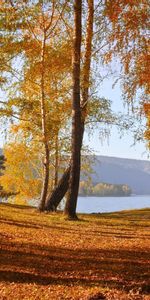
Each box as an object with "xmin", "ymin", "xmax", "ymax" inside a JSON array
[
  {"xmin": 79, "ymin": 194, "xmax": 131, "ymax": 197},
  {"xmin": 78, "ymin": 194, "xmax": 150, "ymax": 197}
]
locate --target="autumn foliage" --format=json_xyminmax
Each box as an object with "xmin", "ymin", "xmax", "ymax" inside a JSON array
[
  {"xmin": 104, "ymin": 0, "xmax": 149, "ymax": 102},
  {"xmin": 0, "ymin": 0, "xmax": 149, "ymax": 207},
  {"xmin": 0, "ymin": 1, "xmax": 150, "ymax": 299},
  {"xmin": 144, "ymin": 103, "xmax": 150, "ymax": 147}
]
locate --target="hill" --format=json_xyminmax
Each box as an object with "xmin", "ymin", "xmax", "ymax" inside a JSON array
[
  {"xmin": 89, "ymin": 155, "xmax": 150, "ymax": 195},
  {"xmin": 1, "ymin": 148, "xmax": 150, "ymax": 195}
]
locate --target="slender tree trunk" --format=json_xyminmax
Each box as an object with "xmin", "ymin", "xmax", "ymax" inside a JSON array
[
  {"xmin": 39, "ymin": 34, "xmax": 50, "ymax": 211},
  {"xmin": 39, "ymin": 143, "xmax": 49, "ymax": 211},
  {"xmin": 63, "ymin": 0, "xmax": 82, "ymax": 219},
  {"xmin": 54, "ymin": 130, "xmax": 59, "ymax": 187},
  {"xmin": 81, "ymin": 0, "xmax": 94, "ymax": 111},
  {"xmin": 45, "ymin": 0, "xmax": 94, "ymax": 212}
]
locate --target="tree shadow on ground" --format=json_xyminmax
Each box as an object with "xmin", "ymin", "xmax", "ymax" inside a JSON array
[
  {"xmin": 0, "ymin": 237, "xmax": 149, "ymax": 294},
  {"xmin": 0, "ymin": 215, "xmax": 149, "ymax": 240}
]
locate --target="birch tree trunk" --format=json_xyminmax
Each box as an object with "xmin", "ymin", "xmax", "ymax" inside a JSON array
[
  {"xmin": 54, "ymin": 130, "xmax": 59, "ymax": 188},
  {"xmin": 39, "ymin": 35, "xmax": 50, "ymax": 211},
  {"xmin": 63, "ymin": 0, "xmax": 82, "ymax": 219}
]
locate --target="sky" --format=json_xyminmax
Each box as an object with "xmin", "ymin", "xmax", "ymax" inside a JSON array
[
  {"xmin": 84, "ymin": 77, "xmax": 149, "ymax": 161},
  {"xmin": 84, "ymin": 128, "xmax": 148, "ymax": 160}
]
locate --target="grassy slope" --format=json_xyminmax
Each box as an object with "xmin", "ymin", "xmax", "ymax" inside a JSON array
[{"xmin": 0, "ymin": 203, "xmax": 150, "ymax": 300}]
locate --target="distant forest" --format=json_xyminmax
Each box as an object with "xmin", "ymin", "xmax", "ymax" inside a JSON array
[{"xmin": 79, "ymin": 181, "xmax": 132, "ymax": 197}]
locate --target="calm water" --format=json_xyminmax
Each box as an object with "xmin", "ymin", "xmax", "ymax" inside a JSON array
[
  {"xmin": 1, "ymin": 195, "xmax": 150, "ymax": 214},
  {"xmin": 76, "ymin": 195, "xmax": 150, "ymax": 214}
]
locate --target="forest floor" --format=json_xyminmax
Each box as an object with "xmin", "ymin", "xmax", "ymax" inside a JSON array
[{"xmin": 0, "ymin": 203, "xmax": 150, "ymax": 300}]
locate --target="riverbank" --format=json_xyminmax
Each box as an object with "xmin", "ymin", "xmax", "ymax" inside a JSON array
[{"xmin": 0, "ymin": 203, "xmax": 150, "ymax": 299}]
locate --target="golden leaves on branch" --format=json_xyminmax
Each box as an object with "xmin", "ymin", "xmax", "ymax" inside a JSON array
[{"xmin": 104, "ymin": 0, "xmax": 149, "ymax": 104}]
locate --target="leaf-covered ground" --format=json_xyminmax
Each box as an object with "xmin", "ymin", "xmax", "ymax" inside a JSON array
[{"xmin": 0, "ymin": 203, "xmax": 150, "ymax": 300}]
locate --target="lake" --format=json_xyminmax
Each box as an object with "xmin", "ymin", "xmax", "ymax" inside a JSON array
[
  {"xmin": 76, "ymin": 195, "xmax": 150, "ymax": 214},
  {"xmin": 0, "ymin": 195, "xmax": 150, "ymax": 214}
]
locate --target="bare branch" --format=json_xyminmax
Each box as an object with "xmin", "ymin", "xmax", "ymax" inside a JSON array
[{"xmin": 46, "ymin": 0, "xmax": 68, "ymax": 39}]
